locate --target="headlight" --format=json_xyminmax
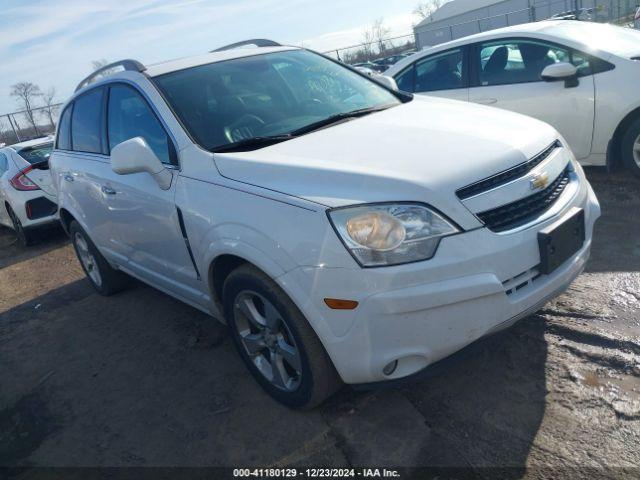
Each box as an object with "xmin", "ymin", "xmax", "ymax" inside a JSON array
[{"xmin": 328, "ymin": 203, "xmax": 459, "ymax": 267}]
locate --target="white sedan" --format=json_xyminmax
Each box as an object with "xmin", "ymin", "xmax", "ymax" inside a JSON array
[
  {"xmin": 0, "ymin": 138, "xmax": 58, "ymax": 246},
  {"xmin": 385, "ymin": 20, "xmax": 640, "ymax": 176}
]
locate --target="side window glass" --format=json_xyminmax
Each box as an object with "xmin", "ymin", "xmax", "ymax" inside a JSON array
[
  {"xmin": 0, "ymin": 152, "xmax": 7, "ymax": 173},
  {"xmin": 414, "ymin": 49, "xmax": 463, "ymax": 93},
  {"xmin": 571, "ymin": 51, "xmax": 592, "ymax": 76},
  {"xmin": 108, "ymin": 85, "xmax": 172, "ymax": 164},
  {"xmin": 71, "ymin": 89, "xmax": 104, "ymax": 153},
  {"xmin": 394, "ymin": 65, "xmax": 415, "ymax": 92},
  {"xmin": 57, "ymin": 104, "xmax": 73, "ymax": 150},
  {"xmin": 479, "ymin": 41, "xmax": 570, "ymax": 86}
]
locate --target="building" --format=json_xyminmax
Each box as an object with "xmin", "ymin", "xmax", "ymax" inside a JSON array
[{"xmin": 413, "ymin": 0, "xmax": 612, "ymax": 48}]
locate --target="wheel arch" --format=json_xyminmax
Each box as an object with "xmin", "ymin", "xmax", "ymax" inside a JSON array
[{"xmin": 58, "ymin": 207, "xmax": 75, "ymax": 235}]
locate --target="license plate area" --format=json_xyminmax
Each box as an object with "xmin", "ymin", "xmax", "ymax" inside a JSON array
[{"xmin": 538, "ymin": 207, "xmax": 585, "ymax": 275}]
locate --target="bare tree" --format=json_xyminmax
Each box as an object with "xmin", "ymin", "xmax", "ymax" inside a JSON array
[
  {"xmin": 10, "ymin": 82, "xmax": 42, "ymax": 135},
  {"xmin": 41, "ymin": 87, "xmax": 58, "ymax": 129},
  {"xmin": 371, "ymin": 18, "xmax": 390, "ymax": 54},
  {"xmin": 362, "ymin": 29, "xmax": 375, "ymax": 60},
  {"xmin": 414, "ymin": 0, "xmax": 446, "ymax": 21}
]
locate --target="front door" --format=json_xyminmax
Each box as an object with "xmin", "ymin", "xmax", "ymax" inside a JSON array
[
  {"xmin": 468, "ymin": 38, "xmax": 595, "ymax": 160},
  {"xmin": 104, "ymin": 83, "xmax": 202, "ymax": 303}
]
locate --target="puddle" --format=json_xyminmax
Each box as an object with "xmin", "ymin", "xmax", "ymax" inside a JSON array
[{"xmin": 571, "ymin": 369, "xmax": 640, "ymax": 402}]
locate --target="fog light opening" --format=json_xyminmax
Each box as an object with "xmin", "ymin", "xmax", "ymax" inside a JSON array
[{"xmin": 383, "ymin": 360, "xmax": 398, "ymax": 376}]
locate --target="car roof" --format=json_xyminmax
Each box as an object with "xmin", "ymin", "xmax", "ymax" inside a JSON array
[{"xmin": 145, "ymin": 46, "xmax": 299, "ymax": 77}]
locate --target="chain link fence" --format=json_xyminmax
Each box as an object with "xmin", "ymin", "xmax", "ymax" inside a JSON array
[
  {"xmin": 324, "ymin": 0, "xmax": 638, "ymax": 64},
  {"xmin": 0, "ymin": 103, "xmax": 62, "ymax": 146}
]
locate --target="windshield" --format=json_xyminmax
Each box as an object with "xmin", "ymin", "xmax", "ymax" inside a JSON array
[
  {"xmin": 152, "ymin": 49, "xmax": 401, "ymax": 152},
  {"xmin": 549, "ymin": 22, "xmax": 640, "ymax": 58},
  {"xmin": 16, "ymin": 142, "xmax": 53, "ymax": 165}
]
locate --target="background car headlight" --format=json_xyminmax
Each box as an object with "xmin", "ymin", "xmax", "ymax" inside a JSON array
[{"xmin": 328, "ymin": 203, "xmax": 460, "ymax": 267}]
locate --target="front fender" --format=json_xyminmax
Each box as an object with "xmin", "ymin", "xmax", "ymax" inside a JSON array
[{"xmin": 201, "ymin": 235, "xmax": 291, "ymax": 282}]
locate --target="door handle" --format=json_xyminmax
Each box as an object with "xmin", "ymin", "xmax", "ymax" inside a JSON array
[
  {"xmin": 473, "ymin": 98, "xmax": 498, "ymax": 105},
  {"xmin": 64, "ymin": 174, "xmax": 74, "ymax": 182},
  {"xmin": 101, "ymin": 185, "xmax": 116, "ymax": 195}
]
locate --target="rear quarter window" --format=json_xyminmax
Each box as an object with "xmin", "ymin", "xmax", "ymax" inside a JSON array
[
  {"xmin": 71, "ymin": 88, "xmax": 104, "ymax": 154},
  {"xmin": 56, "ymin": 104, "xmax": 73, "ymax": 150}
]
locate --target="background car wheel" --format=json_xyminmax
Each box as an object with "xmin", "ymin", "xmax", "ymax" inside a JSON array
[
  {"xmin": 621, "ymin": 117, "xmax": 640, "ymax": 178},
  {"xmin": 223, "ymin": 264, "xmax": 341, "ymax": 409},
  {"xmin": 7, "ymin": 205, "xmax": 34, "ymax": 247},
  {"xmin": 69, "ymin": 220, "xmax": 129, "ymax": 296}
]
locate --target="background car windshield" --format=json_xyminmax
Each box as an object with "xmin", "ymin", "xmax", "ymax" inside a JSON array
[
  {"xmin": 153, "ymin": 49, "xmax": 400, "ymax": 151},
  {"xmin": 16, "ymin": 143, "xmax": 53, "ymax": 164}
]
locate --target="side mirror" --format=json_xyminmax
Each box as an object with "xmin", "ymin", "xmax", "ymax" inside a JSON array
[
  {"xmin": 541, "ymin": 62, "xmax": 579, "ymax": 88},
  {"xmin": 376, "ymin": 75, "xmax": 399, "ymax": 91},
  {"xmin": 111, "ymin": 137, "xmax": 172, "ymax": 190}
]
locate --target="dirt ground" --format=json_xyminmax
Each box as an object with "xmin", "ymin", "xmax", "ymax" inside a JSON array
[{"xmin": 0, "ymin": 168, "xmax": 639, "ymax": 476}]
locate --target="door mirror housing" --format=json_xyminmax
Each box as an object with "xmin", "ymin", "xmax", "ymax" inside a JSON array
[
  {"xmin": 111, "ymin": 137, "xmax": 172, "ymax": 190},
  {"xmin": 541, "ymin": 62, "xmax": 579, "ymax": 88},
  {"xmin": 376, "ymin": 75, "xmax": 399, "ymax": 91}
]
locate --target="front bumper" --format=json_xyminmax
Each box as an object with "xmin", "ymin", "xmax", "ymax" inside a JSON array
[{"xmin": 278, "ymin": 170, "xmax": 600, "ymax": 385}]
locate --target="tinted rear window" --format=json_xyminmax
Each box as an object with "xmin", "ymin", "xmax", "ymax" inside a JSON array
[
  {"xmin": 71, "ymin": 88, "xmax": 104, "ymax": 153},
  {"xmin": 17, "ymin": 143, "xmax": 53, "ymax": 165}
]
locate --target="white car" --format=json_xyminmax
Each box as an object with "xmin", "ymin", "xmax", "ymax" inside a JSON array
[
  {"xmin": 385, "ymin": 21, "xmax": 640, "ymax": 176},
  {"xmin": 0, "ymin": 138, "xmax": 58, "ymax": 246},
  {"xmin": 50, "ymin": 41, "xmax": 600, "ymax": 408}
]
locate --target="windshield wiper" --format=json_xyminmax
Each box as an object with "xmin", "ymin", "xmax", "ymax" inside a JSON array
[
  {"xmin": 212, "ymin": 134, "xmax": 294, "ymax": 153},
  {"xmin": 291, "ymin": 106, "xmax": 393, "ymax": 136},
  {"xmin": 211, "ymin": 106, "xmax": 393, "ymax": 153}
]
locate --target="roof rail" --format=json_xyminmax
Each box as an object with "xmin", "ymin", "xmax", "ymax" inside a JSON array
[
  {"xmin": 211, "ymin": 39, "xmax": 282, "ymax": 53},
  {"xmin": 75, "ymin": 59, "xmax": 146, "ymax": 92}
]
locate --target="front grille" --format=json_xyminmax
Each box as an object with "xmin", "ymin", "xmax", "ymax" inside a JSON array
[
  {"xmin": 456, "ymin": 140, "xmax": 561, "ymax": 200},
  {"xmin": 477, "ymin": 166, "xmax": 571, "ymax": 232}
]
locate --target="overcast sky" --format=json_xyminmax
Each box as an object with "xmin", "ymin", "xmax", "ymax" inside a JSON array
[{"xmin": 0, "ymin": 0, "xmax": 421, "ymax": 114}]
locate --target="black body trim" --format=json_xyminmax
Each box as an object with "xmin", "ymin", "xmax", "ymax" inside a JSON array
[
  {"xmin": 176, "ymin": 207, "xmax": 201, "ymax": 280},
  {"xmin": 456, "ymin": 140, "xmax": 561, "ymax": 200}
]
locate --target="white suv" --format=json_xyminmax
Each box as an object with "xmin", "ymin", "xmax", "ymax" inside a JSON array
[{"xmin": 50, "ymin": 40, "xmax": 600, "ymax": 408}]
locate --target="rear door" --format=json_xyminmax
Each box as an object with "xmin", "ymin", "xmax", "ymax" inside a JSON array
[
  {"xmin": 468, "ymin": 38, "xmax": 595, "ymax": 160},
  {"xmin": 60, "ymin": 86, "xmax": 124, "ymax": 258},
  {"xmin": 393, "ymin": 47, "xmax": 469, "ymax": 101}
]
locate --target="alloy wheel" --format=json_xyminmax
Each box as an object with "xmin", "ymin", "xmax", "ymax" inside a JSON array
[
  {"xmin": 233, "ymin": 290, "xmax": 302, "ymax": 391},
  {"xmin": 74, "ymin": 232, "xmax": 102, "ymax": 287}
]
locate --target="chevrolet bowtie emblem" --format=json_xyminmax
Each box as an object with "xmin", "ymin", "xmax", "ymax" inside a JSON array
[{"xmin": 530, "ymin": 172, "xmax": 550, "ymax": 190}]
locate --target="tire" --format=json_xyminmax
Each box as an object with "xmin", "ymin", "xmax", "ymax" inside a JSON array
[
  {"xmin": 7, "ymin": 204, "xmax": 34, "ymax": 247},
  {"xmin": 621, "ymin": 117, "xmax": 640, "ymax": 178},
  {"xmin": 69, "ymin": 220, "xmax": 129, "ymax": 296},
  {"xmin": 223, "ymin": 264, "xmax": 341, "ymax": 409}
]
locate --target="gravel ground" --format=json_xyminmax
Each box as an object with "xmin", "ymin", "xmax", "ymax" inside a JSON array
[{"xmin": 0, "ymin": 168, "xmax": 638, "ymax": 476}]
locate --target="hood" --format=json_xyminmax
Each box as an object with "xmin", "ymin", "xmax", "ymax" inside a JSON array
[{"xmin": 214, "ymin": 96, "xmax": 558, "ymax": 227}]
